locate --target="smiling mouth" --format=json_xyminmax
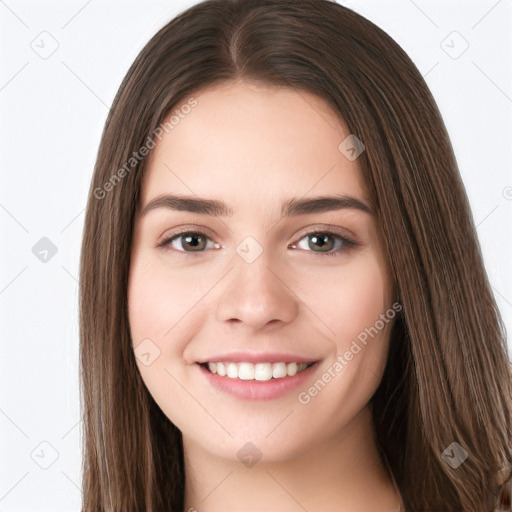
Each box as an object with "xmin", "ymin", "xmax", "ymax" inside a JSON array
[{"xmin": 199, "ymin": 361, "xmax": 316, "ymax": 381}]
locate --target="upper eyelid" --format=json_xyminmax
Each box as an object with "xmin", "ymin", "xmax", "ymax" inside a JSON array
[
  {"xmin": 292, "ymin": 224, "xmax": 355, "ymax": 241},
  {"xmin": 160, "ymin": 224, "xmax": 353, "ymax": 241}
]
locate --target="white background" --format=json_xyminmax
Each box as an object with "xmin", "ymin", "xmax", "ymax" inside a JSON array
[{"xmin": 1, "ymin": 1, "xmax": 511, "ymax": 510}]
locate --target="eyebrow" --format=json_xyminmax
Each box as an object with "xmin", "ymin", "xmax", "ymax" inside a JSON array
[{"xmin": 140, "ymin": 193, "xmax": 373, "ymax": 218}]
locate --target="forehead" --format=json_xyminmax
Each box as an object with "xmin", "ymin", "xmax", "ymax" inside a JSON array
[{"xmin": 141, "ymin": 80, "xmax": 368, "ymax": 210}]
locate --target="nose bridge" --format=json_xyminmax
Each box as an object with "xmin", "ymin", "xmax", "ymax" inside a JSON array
[{"xmin": 215, "ymin": 237, "xmax": 298, "ymax": 330}]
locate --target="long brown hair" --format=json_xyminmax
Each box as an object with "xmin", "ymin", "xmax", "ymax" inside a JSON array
[{"xmin": 79, "ymin": 0, "xmax": 512, "ymax": 510}]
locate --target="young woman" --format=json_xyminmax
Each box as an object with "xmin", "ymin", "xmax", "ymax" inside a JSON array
[{"xmin": 79, "ymin": 0, "xmax": 512, "ymax": 510}]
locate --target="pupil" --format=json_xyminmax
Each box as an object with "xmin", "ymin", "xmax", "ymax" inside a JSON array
[
  {"xmin": 184, "ymin": 234, "xmax": 204, "ymax": 250},
  {"xmin": 310, "ymin": 233, "xmax": 332, "ymax": 251}
]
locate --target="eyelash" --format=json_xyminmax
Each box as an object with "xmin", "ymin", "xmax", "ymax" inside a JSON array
[{"xmin": 157, "ymin": 227, "xmax": 359, "ymax": 257}]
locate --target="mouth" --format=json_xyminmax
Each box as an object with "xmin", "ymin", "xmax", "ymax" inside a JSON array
[
  {"xmin": 196, "ymin": 359, "xmax": 320, "ymax": 400},
  {"xmin": 198, "ymin": 361, "xmax": 316, "ymax": 381}
]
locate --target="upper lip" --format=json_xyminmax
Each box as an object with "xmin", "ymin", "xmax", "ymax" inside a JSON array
[{"xmin": 196, "ymin": 351, "xmax": 320, "ymax": 364}]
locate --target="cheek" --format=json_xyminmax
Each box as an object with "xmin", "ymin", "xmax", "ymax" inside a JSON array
[
  {"xmin": 127, "ymin": 250, "xmax": 190, "ymax": 410},
  {"xmin": 127, "ymin": 250, "xmax": 199, "ymax": 427},
  {"xmin": 306, "ymin": 252, "xmax": 390, "ymax": 344},
  {"xmin": 341, "ymin": 258, "xmax": 389, "ymax": 341},
  {"xmin": 128, "ymin": 258, "xmax": 170, "ymax": 345},
  {"xmin": 313, "ymin": 251, "xmax": 393, "ymax": 381},
  {"xmin": 293, "ymin": 254, "xmax": 394, "ymax": 426},
  {"xmin": 128, "ymin": 250, "xmax": 198, "ymax": 349}
]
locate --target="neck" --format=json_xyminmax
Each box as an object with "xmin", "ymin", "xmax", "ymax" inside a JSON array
[{"xmin": 182, "ymin": 405, "xmax": 402, "ymax": 512}]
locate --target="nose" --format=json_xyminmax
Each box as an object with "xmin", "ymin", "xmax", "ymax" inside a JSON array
[{"xmin": 215, "ymin": 249, "xmax": 299, "ymax": 332}]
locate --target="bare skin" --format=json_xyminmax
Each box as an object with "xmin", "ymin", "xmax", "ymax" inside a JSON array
[{"xmin": 128, "ymin": 79, "xmax": 402, "ymax": 511}]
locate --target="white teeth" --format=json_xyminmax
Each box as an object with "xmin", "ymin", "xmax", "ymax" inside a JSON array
[
  {"xmin": 254, "ymin": 362, "xmax": 273, "ymax": 381},
  {"xmin": 227, "ymin": 362, "xmax": 238, "ymax": 378},
  {"xmin": 238, "ymin": 362, "xmax": 255, "ymax": 380},
  {"xmin": 287, "ymin": 362, "xmax": 298, "ymax": 376},
  {"xmin": 204, "ymin": 361, "xmax": 312, "ymax": 380},
  {"xmin": 216, "ymin": 362, "xmax": 226, "ymax": 376},
  {"xmin": 272, "ymin": 362, "xmax": 287, "ymax": 379}
]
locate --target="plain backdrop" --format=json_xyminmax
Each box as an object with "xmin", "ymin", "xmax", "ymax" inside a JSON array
[{"xmin": 1, "ymin": 1, "xmax": 511, "ymax": 510}]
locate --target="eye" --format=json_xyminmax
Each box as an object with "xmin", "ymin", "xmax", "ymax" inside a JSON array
[
  {"xmin": 290, "ymin": 229, "xmax": 358, "ymax": 257},
  {"xmin": 157, "ymin": 227, "xmax": 358, "ymax": 257},
  {"xmin": 158, "ymin": 230, "xmax": 220, "ymax": 254}
]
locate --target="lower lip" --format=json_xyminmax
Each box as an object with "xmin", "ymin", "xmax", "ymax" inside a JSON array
[{"xmin": 197, "ymin": 362, "xmax": 319, "ymax": 400}]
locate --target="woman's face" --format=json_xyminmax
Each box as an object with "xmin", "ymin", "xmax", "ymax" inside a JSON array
[{"xmin": 128, "ymin": 80, "xmax": 396, "ymax": 462}]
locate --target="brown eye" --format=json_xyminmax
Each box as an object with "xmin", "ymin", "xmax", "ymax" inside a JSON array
[
  {"xmin": 306, "ymin": 233, "xmax": 336, "ymax": 252},
  {"xmin": 292, "ymin": 230, "xmax": 358, "ymax": 257},
  {"xmin": 159, "ymin": 231, "xmax": 217, "ymax": 253}
]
